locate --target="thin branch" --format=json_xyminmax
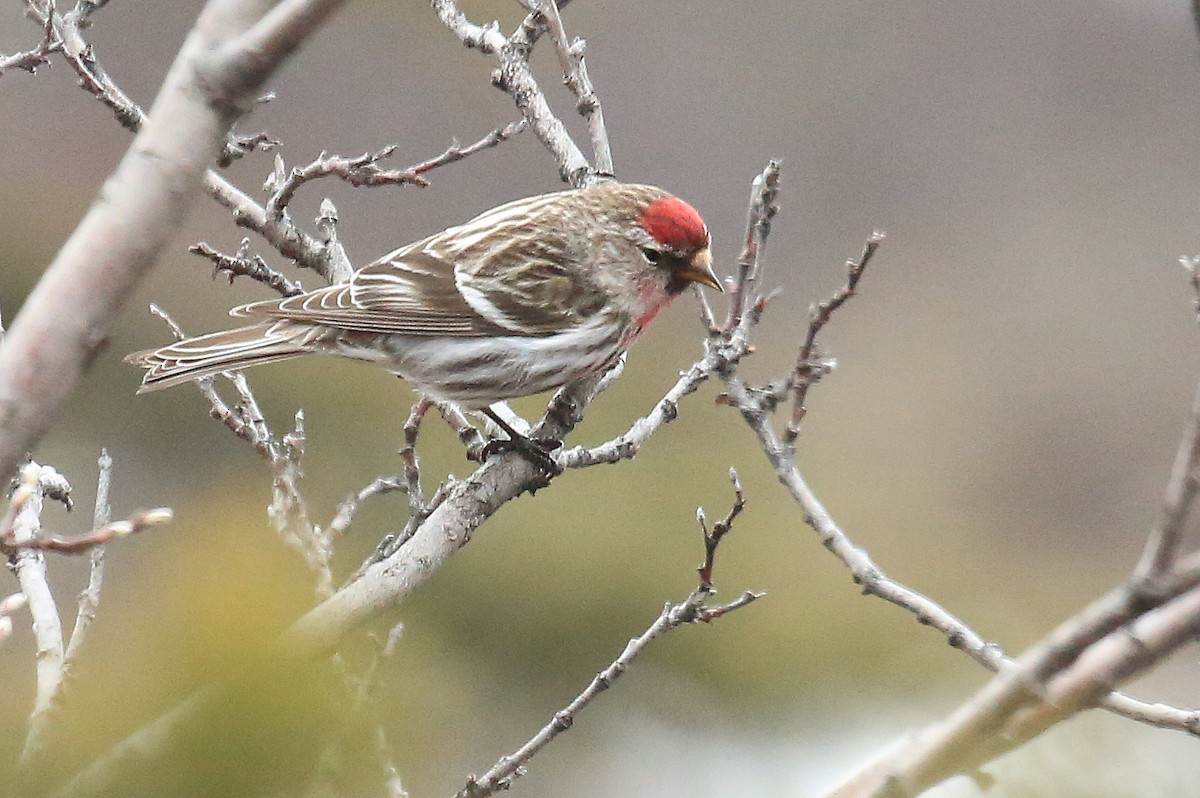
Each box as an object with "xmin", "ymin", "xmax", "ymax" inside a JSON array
[
  {"xmin": 723, "ymin": 161, "xmax": 781, "ymax": 331},
  {"xmin": 456, "ymin": 470, "xmax": 759, "ymax": 797},
  {"xmin": 0, "ymin": 0, "xmax": 349, "ymax": 484},
  {"xmin": 534, "ymin": 0, "xmax": 612, "ymax": 176},
  {"xmin": 191, "ymin": 240, "xmax": 305, "ymax": 297},
  {"xmin": 0, "ymin": 2, "xmax": 59, "ymax": 76},
  {"xmin": 9, "ymin": 462, "xmax": 67, "ymax": 766},
  {"xmin": 265, "ymin": 148, "xmax": 428, "ymax": 218},
  {"xmin": 431, "ymin": 0, "xmax": 595, "ymax": 186},
  {"xmin": 62, "ymin": 449, "xmax": 112, "ymax": 667},
  {"xmin": 458, "ymin": 587, "xmax": 762, "ymax": 798},
  {"xmin": 1134, "ymin": 373, "xmax": 1200, "ymax": 578},
  {"xmin": 407, "ymin": 120, "xmax": 526, "ymax": 176},
  {"xmin": 327, "ymin": 476, "xmax": 406, "ymax": 542},
  {"xmin": 4, "ymin": 508, "xmax": 173, "ymax": 555},
  {"xmin": 783, "ymin": 231, "xmax": 884, "ymax": 443},
  {"xmin": 696, "ymin": 468, "xmax": 746, "ymax": 590}
]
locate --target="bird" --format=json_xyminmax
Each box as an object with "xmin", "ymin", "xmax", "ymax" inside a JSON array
[{"xmin": 127, "ymin": 182, "xmax": 721, "ymax": 469}]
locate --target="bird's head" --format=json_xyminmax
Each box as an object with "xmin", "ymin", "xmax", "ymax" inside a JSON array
[{"xmin": 635, "ymin": 193, "xmax": 722, "ymax": 295}]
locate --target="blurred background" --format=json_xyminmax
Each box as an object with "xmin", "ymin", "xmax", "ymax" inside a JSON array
[{"xmin": 3, "ymin": 1, "xmax": 1200, "ymax": 796}]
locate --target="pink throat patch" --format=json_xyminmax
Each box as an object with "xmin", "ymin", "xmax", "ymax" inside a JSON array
[{"xmin": 639, "ymin": 196, "xmax": 708, "ymax": 253}]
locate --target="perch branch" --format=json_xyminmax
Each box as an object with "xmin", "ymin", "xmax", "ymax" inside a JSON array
[{"xmin": 457, "ymin": 473, "xmax": 760, "ymax": 798}]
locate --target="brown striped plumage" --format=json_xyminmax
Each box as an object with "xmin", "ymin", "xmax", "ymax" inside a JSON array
[{"xmin": 127, "ymin": 183, "xmax": 720, "ymax": 409}]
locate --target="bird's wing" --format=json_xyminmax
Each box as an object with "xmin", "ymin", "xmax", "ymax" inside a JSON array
[{"xmin": 230, "ymin": 231, "xmax": 608, "ymax": 338}]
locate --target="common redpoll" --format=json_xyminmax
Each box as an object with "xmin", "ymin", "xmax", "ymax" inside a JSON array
[{"xmin": 128, "ymin": 183, "xmax": 720, "ymax": 464}]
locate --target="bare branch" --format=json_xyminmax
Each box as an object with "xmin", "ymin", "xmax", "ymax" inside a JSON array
[
  {"xmin": 62, "ymin": 450, "xmax": 112, "ymax": 668},
  {"xmin": 265, "ymin": 148, "xmax": 428, "ymax": 218},
  {"xmin": 837, "ymin": 584, "xmax": 1200, "ymax": 798},
  {"xmin": 0, "ymin": 3, "xmax": 59, "ymax": 76},
  {"xmin": 0, "ymin": 0, "xmax": 350, "ymax": 484},
  {"xmin": 696, "ymin": 468, "xmax": 746, "ymax": 590},
  {"xmin": 724, "ymin": 160, "xmax": 781, "ymax": 332},
  {"xmin": 407, "ymin": 120, "xmax": 526, "ymax": 175},
  {"xmin": 457, "ymin": 586, "xmax": 761, "ymax": 798},
  {"xmin": 9, "ymin": 462, "xmax": 67, "ymax": 766},
  {"xmin": 431, "ymin": 0, "xmax": 596, "ymax": 186},
  {"xmin": 783, "ymin": 231, "xmax": 884, "ymax": 443},
  {"xmin": 1135, "ymin": 373, "xmax": 1200, "ymax": 578},
  {"xmin": 191, "ymin": 240, "xmax": 305, "ymax": 297},
  {"xmin": 327, "ymin": 476, "xmax": 406, "ymax": 541},
  {"xmin": 532, "ymin": 0, "xmax": 613, "ymax": 176}
]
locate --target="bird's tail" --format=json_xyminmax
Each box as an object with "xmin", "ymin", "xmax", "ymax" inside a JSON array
[{"xmin": 126, "ymin": 322, "xmax": 310, "ymax": 393}]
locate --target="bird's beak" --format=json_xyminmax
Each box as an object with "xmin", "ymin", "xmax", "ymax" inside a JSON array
[{"xmin": 679, "ymin": 248, "xmax": 723, "ymax": 292}]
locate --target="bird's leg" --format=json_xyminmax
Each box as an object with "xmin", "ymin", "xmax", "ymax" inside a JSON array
[{"xmin": 478, "ymin": 407, "xmax": 563, "ymax": 475}]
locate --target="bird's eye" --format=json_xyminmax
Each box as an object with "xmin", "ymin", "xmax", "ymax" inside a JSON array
[{"xmin": 640, "ymin": 247, "xmax": 663, "ymax": 265}]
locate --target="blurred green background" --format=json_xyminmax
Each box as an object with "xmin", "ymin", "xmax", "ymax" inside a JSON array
[{"xmin": 3, "ymin": 1, "xmax": 1200, "ymax": 796}]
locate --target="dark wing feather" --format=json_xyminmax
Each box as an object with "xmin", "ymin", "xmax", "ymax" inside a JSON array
[
  {"xmin": 230, "ymin": 248, "xmax": 510, "ymax": 337},
  {"xmin": 231, "ymin": 204, "xmax": 609, "ymax": 338}
]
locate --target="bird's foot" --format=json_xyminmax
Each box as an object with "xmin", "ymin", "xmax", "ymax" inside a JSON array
[
  {"xmin": 469, "ymin": 407, "xmax": 563, "ymax": 475},
  {"xmin": 476, "ymin": 433, "xmax": 563, "ymax": 475}
]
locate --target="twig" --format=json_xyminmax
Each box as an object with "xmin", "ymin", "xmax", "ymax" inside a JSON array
[
  {"xmin": 723, "ymin": 161, "xmax": 781, "ymax": 332},
  {"xmin": 147, "ymin": 307, "xmax": 329, "ymax": 593},
  {"xmin": 9, "ymin": 462, "xmax": 67, "ymax": 766},
  {"xmin": 432, "ymin": 0, "xmax": 595, "ymax": 186},
  {"xmin": 265, "ymin": 148, "xmax": 427, "ymax": 218},
  {"xmin": 783, "ymin": 231, "xmax": 884, "ymax": 443},
  {"xmin": 191, "ymin": 240, "xmax": 304, "ymax": 297},
  {"xmin": 1135, "ymin": 373, "xmax": 1200, "ymax": 579},
  {"xmin": 0, "ymin": 2, "xmax": 59, "ymax": 76},
  {"xmin": 408, "ymin": 120, "xmax": 526, "ymax": 175},
  {"xmin": 62, "ymin": 450, "xmax": 112, "ymax": 667},
  {"xmin": 0, "ymin": 0, "xmax": 350, "ymax": 485},
  {"xmin": 4, "ymin": 508, "xmax": 173, "ymax": 555},
  {"xmin": 696, "ymin": 468, "xmax": 746, "ymax": 590},
  {"xmin": 533, "ymin": 0, "xmax": 613, "ymax": 176},
  {"xmin": 327, "ymin": 476, "xmax": 406, "ymax": 541},
  {"xmin": 457, "ymin": 588, "xmax": 762, "ymax": 798},
  {"xmin": 456, "ymin": 470, "xmax": 758, "ymax": 798}
]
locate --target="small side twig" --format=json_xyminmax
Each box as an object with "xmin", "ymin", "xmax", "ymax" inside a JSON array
[
  {"xmin": 62, "ymin": 450, "xmax": 112, "ymax": 672},
  {"xmin": 456, "ymin": 473, "xmax": 759, "ymax": 798},
  {"xmin": 533, "ymin": 0, "xmax": 612, "ymax": 176},
  {"xmin": 3, "ymin": 508, "xmax": 173, "ymax": 555},
  {"xmin": 406, "ymin": 120, "xmax": 526, "ymax": 176},
  {"xmin": 265, "ymin": 148, "xmax": 427, "ymax": 219},
  {"xmin": 724, "ymin": 161, "xmax": 782, "ymax": 332},
  {"xmin": 783, "ymin": 231, "xmax": 884, "ymax": 443},
  {"xmin": 327, "ymin": 476, "xmax": 406, "ymax": 542},
  {"xmin": 8, "ymin": 462, "xmax": 67, "ymax": 766},
  {"xmin": 696, "ymin": 468, "xmax": 746, "ymax": 590},
  {"xmin": 191, "ymin": 239, "xmax": 304, "ymax": 298},
  {"xmin": 1134, "ymin": 373, "xmax": 1200, "ymax": 579},
  {"xmin": 0, "ymin": 2, "xmax": 59, "ymax": 76}
]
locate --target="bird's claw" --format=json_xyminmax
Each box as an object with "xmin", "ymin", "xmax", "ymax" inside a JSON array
[{"xmin": 474, "ymin": 434, "xmax": 563, "ymax": 475}]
